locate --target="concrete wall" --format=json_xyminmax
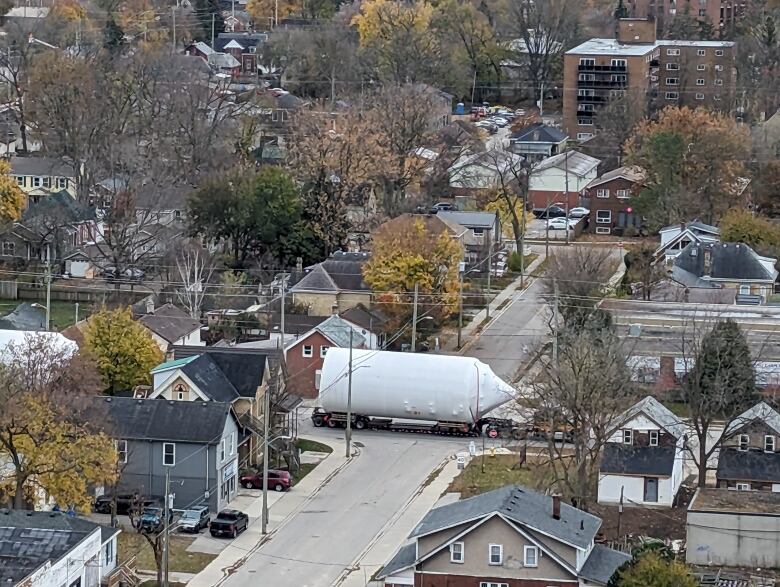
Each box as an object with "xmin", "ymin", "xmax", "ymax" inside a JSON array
[
  {"xmin": 687, "ymin": 510, "xmax": 780, "ymax": 568},
  {"xmin": 598, "ymin": 473, "xmax": 676, "ymax": 507}
]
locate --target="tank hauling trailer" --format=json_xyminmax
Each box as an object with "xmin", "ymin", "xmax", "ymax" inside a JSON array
[{"xmin": 311, "ymin": 348, "xmax": 523, "ymax": 437}]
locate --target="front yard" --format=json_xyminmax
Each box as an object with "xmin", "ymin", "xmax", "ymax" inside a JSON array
[{"xmin": 118, "ymin": 532, "xmax": 216, "ymax": 575}]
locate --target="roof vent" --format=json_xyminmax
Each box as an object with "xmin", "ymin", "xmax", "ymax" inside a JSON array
[
  {"xmin": 628, "ymin": 324, "xmax": 642, "ymax": 337},
  {"xmin": 580, "ymin": 520, "xmax": 584, "ymax": 530}
]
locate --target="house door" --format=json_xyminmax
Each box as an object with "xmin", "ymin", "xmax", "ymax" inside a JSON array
[{"xmin": 644, "ymin": 477, "xmax": 658, "ymax": 502}]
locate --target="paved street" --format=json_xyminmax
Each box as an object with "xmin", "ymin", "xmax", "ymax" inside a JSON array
[{"xmin": 216, "ymin": 419, "xmax": 469, "ymax": 587}]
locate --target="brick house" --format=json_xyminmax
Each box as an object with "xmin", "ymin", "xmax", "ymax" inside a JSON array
[{"xmin": 585, "ymin": 166, "xmax": 645, "ymax": 235}]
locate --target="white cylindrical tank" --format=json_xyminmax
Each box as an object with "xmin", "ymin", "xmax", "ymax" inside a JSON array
[{"xmin": 318, "ymin": 349, "xmax": 516, "ymax": 424}]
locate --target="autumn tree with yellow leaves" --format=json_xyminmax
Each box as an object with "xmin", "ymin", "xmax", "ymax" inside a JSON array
[
  {"xmin": 0, "ymin": 335, "xmax": 117, "ymax": 510},
  {"xmin": 625, "ymin": 106, "xmax": 751, "ymax": 227},
  {"xmin": 84, "ymin": 307, "xmax": 164, "ymax": 394},
  {"xmin": 0, "ymin": 160, "xmax": 25, "ymax": 223}
]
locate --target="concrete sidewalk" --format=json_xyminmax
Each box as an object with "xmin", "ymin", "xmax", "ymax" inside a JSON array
[
  {"xmin": 187, "ymin": 436, "xmax": 352, "ymax": 587},
  {"xmin": 444, "ymin": 250, "xmax": 547, "ymax": 353}
]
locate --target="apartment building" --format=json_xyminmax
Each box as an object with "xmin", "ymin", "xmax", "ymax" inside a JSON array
[
  {"xmin": 563, "ymin": 18, "xmax": 735, "ymax": 140},
  {"xmin": 629, "ymin": 0, "xmax": 749, "ymax": 34}
]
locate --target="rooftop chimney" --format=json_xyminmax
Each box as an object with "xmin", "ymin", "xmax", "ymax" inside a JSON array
[
  {"xmin": 145, "ymin": 297, "xmax": 155, "ymax": 314},
  {"xmin": 552, "ymin": 494, "xmax": 561, "ymax": 520}
]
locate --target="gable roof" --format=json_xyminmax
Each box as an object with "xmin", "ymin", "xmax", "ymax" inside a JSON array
[
  {"xmin": 510, "ymin": 122, "xmax": 568, "ymax": 144},
  {"xmin": 22, "ymin": 190, "xmax": 96, "ymax": 224},
  {"xmin": 0, "ymin": 303, "xmax": 45, "ymax": 331},
  {"xmin": 88, "ymin": 396, "xmax": 233, "ymax": 443},
  {"xmin": 188, "ymin": 41, "xmax": 214, "ymax": 56},
  {"xmin": 315, "ymin": 315, "xmax": 366, "ymax": 348},
  {"xmin": 339, "ymin": 304, "xmax": 387, "ymax": 333},
  {"xmin": 600, "ymin": 444, "xmax": 677, "ymax": 476},
  {"xmin": 215, "ymin": 32, "xmax": 267, "ymax": 52},
  {"xmin": 179, "ymin": 354, "xmax": 241, "ymax": 402},
  {"xmin": 290, "ymin": 251, "xmax": 371, "ymax": 294},
  {"xmin": 9, "ymin": 157, "xmax": 74, "ymax": 178},
  {"xmin": 586, "ymin": 165, "xmax": 645, "ymax": 190},
  {"xmin": 725, "ymin": 401, "xmax": 780, "ymax": 437},
  {"xmin": 674, "ymin": 242, "xmax": 777, "ymax": 282},
  {"xmin": 659, "ymin": 220, "xmax": 720, "ymax": 236},
  {"xmin": 171, "ymin": 346, "xmax": 271, "ymax": 399},
  {"xmin": 449, "ymin": 149, "xmax": 524, "ymax": 175},
  {"xmin": 607, "ymin": 396, "xmax": 686, "ymax": 439},
  {"xmin": 138, "ymin": 304, "xmax": 201, "ymax": 344},
  {"xmin": 376, "ymin": 542, "xmax": 416, "ymax": 578},
  {"xmin": 409, "ymin": 484, "xmax": 600, "ymax": 550},
  {"xmin": 437, "ymin": 210, "xmax": 498, "ymax": 229},
  {"xmin": 579, "ymin": 544, "xmax": 631, "ymax": 586},
  {"xmin": 534, "ymin": 150, "xmax": 600, "ymax": 176}
]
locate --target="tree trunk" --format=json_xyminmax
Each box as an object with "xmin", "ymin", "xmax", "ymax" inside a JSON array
[
  {"xmin": 17, "ymin": 91, "xmax": 27, "ymax": 153},
  {"xmin": 13, "ymin": 476, "xmax": 25, "ymax": 509},
  {"xmin": 154, "ymin": 543, "xmax": 163, "ymax": 586},
  {"xmin": 697, "ymin": 429, "xmax": 709, "ymax": 487}
]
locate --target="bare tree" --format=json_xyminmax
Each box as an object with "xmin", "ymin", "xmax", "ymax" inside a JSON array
[
  {"xmin": 176, "ymin": 239, "xmax": 215, "ymax": 318},
  {"xmin": 625, "ymin": 240, "xmax": 666, "ymax": 300}
]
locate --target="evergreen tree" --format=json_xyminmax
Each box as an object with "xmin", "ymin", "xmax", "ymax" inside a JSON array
[{"xmin": 614, "ymin": 0, "xmax": 628, "ymax": 19}]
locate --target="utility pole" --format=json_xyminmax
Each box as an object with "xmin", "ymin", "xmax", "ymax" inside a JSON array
[
  {"xmin": 162, "ymin": 467, "xmax": 171, "ymax": 587},
  {"xmin": 211, "ymin": 13, "xmax": 215, "ymax": 49},
  {"xmin": 345, "ymin": 329, "xmax": 353, "ymax": 458},
  {"xmin": 545, "ymin": 193, "xmax": 550, "ymax": 259},
  {"xmin": 410, "ymin": 282, "xmax": 419, "ymax": 352},
  {"xmin": 280, "ymin": 277, "xmax": 286, "ymax": 355},
  {"xmin": 552, "ymin": 279, "xmax": 559, "ymax": 366},
  {"xmin": 564, "ymin": 149, "xmax": 570, "ymax": 246},
  {"xmin": 171, "ymin": 8, "xmax": 176, "ymax": 54},
  {"xmin": 485, "ymin": 239, "xmax": 493, "ymax": 320},
  {"xmin": 539, "ymin": 81, "xmax": 544, "ymax": 118},
  {"xmin": 261, "ymin": 384, "xmax": 270, "ymax": 534},
  {"xmin": 617, "ymin": 486, "xmax": 624, "ymax": 540},
  {"xmin": 274, "ymin": 0, "xmax": 278, "ymax": 27},
  {"xmin": 519, "ymin": 182, "xmax": 528, "ymax": 289},
  {"xmin": 470, "ymin": 68, "xmax": 477, "ymax": 105},
  {"xmin": 44, "ymin": 261, "xmax": 51, "ymax": 331},
  {"xmin": 457, "ymin": 265, "xmax": 464, "ymax": 349},
  {"xmin": 74, "ymin": 303, "xmax": 79, "ymax": 324}
]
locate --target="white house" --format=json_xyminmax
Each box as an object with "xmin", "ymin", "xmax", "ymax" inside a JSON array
[
  {"xmin": 136, "ymin": 303, "xmax": 203, "ymax": 353},
  {"xmin": 655, "ymin": 220, "xmax": 720, "ymax": 261},
  {"xmin": 528, "ymin": 150, "xmax": 600, "ymax": 209},
  {"xmin": 0, "ymin": 510, "xmax": 120, "ymax": 587},
  {"xmin": 598, "ymin": 396, "xmax": 686, "ymax": 508},
  {"xmin": 448, "ymin": 149, "xmax": 525, "ymax": 190}
]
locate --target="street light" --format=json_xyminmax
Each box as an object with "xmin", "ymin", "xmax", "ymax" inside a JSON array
[
  {"xmin": 411, "ymin": 315, "xmax": 434, "ymax": 352},
  {"xmin": 31, "ymin": 302, "xmax": 49, "ymax": 332}
]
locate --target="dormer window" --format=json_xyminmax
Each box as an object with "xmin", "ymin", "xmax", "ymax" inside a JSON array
[
  {"xmin": 623, "ymin": 429, "xmax": 633, "ymax": 445},
  {"xmin": 649, "ymin": 430, "xmax": 659, "ymax": 446},
  {"xmin": 765, "ymin": 435, "xmax": 775, "ymax": 453},
  {"xmin": 738, "ymin": 434, "xmax": 749, "ymax": 451}
]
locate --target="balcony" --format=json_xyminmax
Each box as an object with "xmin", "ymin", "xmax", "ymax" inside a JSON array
[
  {"xmin": 577, "ymin": 64, "xmax": 628, "ymax": 73},
  {"xmin": 576, "ymin": 108, "xmax": 594, "ymax": 116},
  {"xmin": 577, "ymin": 94, "xmax": 607, "ymax": 103},
  {"xmin": 577, "ymin": 79, "xmax": 627, "ymax": 88}
]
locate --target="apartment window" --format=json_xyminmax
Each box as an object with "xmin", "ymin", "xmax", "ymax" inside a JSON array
[
  {"xmin": 596, "ymin": 189, "xmax": 609, "ymax": 198},
  {"xmin": 715, "ymin": 49, "xmax": 724, "ymax": 56},
  {"xmin": 596, "ymin": 227, "xmax": 611, "ymax": 235},
  {"xmin": 696, "ymin": 79, "xmax": 705, "ymax": 86},
  {"xmin": 57, "ymin": 177, "xmax": 67, "ymax": 189},
  {"xmin": 714, "ymin": 64, "xmax": 724, "ymax": 71},
  {"xmin": 765, "ymin": 435, "xmax": 776, "ymax": 453},
  {"xmin": 666, "ymin": 63, "xmax": 679, "ymax": 70},
  {"xmin": 450, "ymin": 542, "xmax": 464, "ymax": 563},
  {"xmin": 577, "ymin": 89, "xmax": 595, "ymax": 97},
  {"xmin": 220, "ymin": 438, "xmax": 226, "ymax": 461},
  {"xmin": 665, "ymin": 92, "xmax": 679, "ymax": 100},
  {"xmin": 666, "ymin": 48, "xmax": 680, "ymax": 56},
  {"xmin": 480, "ymin": 584, "xmax": 509, "ymax": 587},
  {"xmin": 596, "ymin": 210, "xmax": 612, "ymax": 224},
  {"xmin": 579, "ymin": 103, "xmax": 594, "ymax": 112},
  {"xmin": 666, "ymin": 77, "xmax": 679, "ymax": 85},
  {"xmin": 579, "ymin": 58, "xmax": 595, "ymax": 66},
  {"xmin": 488, "ymin": 544, "xmax": 503, "ymax": 565},
  {"xmin": 611, "ymin": 74, "xmax": 626, "ymax": 82},
  {"xmin": 32, "ymin": 176, "xmax": 42, "ymax": 188},
  {"xmin": 523, "ymin": 546, "xmax": 538, "ymax": 567},
  {"xmin": 696, "ymin": 93, "xmax": 705, "ymax": 100},
  {"xmin": 738, "ymin": 434, "xmax": 749, "ymax": 451},
  {"xmin": 699, "ymin": 8, "xmax": 707, "ymax": 15},
  {"xmin": 163, "ymin": 442, "xmax": 175, "ymax": 466},
  {"xmin": 2, "ymin": 242, "xmax": 14, "ymax": 255},
  {"xmin": 577, "ymin": 133, "xmax": 593, "ymax": 140},
  {"xmin": 697, "ymin": 49, "xmax": 706, "ymax": 56},
  {"xmin": 320, "ymin": 345, "xmax": 329, "ymax": 358},
  {"xmin": 578, "ymin": 73, "xmax": 595, "ymax": 81},
  {"xmin": 623, "ymin": 429, "xmax": 633, "ymax": 444},
  {"xmin": 578, "ymin": 118, "xmax": 593, "ymax": 126},
  {"xmin": 616, "ymin": 189, "xmax": 630, "ymax": 198},
  {"xmin": 15, "ymin": 176, "xmax": 24, "ymax": 187},
  {"xmin": 116, "ymin": 440, "xmax": 127, "ymax": 463},
  {"xmin": 649, "ymin": 430, "xmax": 659, "ymax": 446},
  {"xmin": 714, "ymin": 79, "xmax": 723, "ymax": 86},
  {"xmin": 302, "ymin": 345, "xmax": 313, "ymax": 357},
  {"xmin": 697, "ymin": 64, "xmax": 707, "ymax": 71},
  {"xmin": 611, "ymin": 59, "xmax": 626, "ymax": 67}
]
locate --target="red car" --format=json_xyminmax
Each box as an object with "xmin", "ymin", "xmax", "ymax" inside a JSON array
[{"xmin": 240, "ymin": 470, "xmax": 291, "ymax": 491}]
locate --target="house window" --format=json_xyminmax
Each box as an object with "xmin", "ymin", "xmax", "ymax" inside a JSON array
[
  {"xmin": 577, "ymin": 133, "xmax": 593, "ymax": 140},
  {"xmin": 665, "ymin": 92, "xmax": 679, "ymax": 100},
  {"xmin": 163, "ymin": 443, "xmax": 175, "ymax": 466},
  {"xmin": 42, "ymin": 177, "xmax": 50, "ymax": 189},
  {"xmin": 105, "ymin": 539, "xmax": 113, "ymax": 566},
  {"xmin": 15, "ymin": 176, "xmax": 25, "ymax": 187},
  {"xmin": 596, "ymin": 188, "xmax": 609, "ymax": 198},
  {"xmin": 302, "ymin": 345, "xmax": 313, "ymax": 357},
  {"xmin": 596, "ymin": 227, "xmax": 611, "ymax": 235},
  {"xmin": 116, "ymin": 440, "xmax": 127, "ymax": 463},
  {"xmin": 738, "ymin": 434, "xmax": 749, "ymax": 451},
  {"xmin": 696, "ymin": 93, "xmax": 705, "ymax": 100},
  {"xmin": 58, "ymin": 177, "xmax": 67, "ymax": 189},
  {"xmin": 596, "ymin": 210, "xmax": 612, "ymax": 224},
  {"xmin": 714, "ymin": 94, "xmax": 721, "ymax": 101},
  {"xmin": 220, "ymin": 439, "xmax": 226, "ymax": 462},
  {"xmin": 2, "ymin": 242, "xmax": 14, "ymax": 255},
  {"xmin": 450, "ymin": 541, "xmax": 464, "ymax": 563},
  {"xmin": 765, "ymin": 435, "xmax": 775, "ymax": 453},
  {"xmin": 616, "ymin": 189, "xmax": 630, "ymax": 198},
  {"xmin": 32, "ymin": 176, "xmax": 42, "ymax": 188},
  {"xmin": 650, "ymin": 430, "xmax": 659, "ymax": 446},
  {"xmin": 315, "ymin": 369, "xmax": 322, "ymax": 390},
  {"xmin": 697, "ymin": 49, "xmax": 706, "ymax": 56},
  {"xmin": 320, "ymin": 345, "xmax": 329, "ymax": 358},
  {"xmin": 666, "ymin": 63, "xmax": 679, "ymax": 70},
  {"xmin": 666, "ymin": 78, "xmax": 679, "ymax": 85},
  {"xmin": 697, "ymin": 64, "xmax": 706, "ymax": 71},
  {"xmin": 739, "ymin": 284, "xmax": 751, "ymax": 295},
  {"xmin": 488, "ymin": 544, "xmax": 503, "ymax": 565},
  {"xmin": 623, "ymin": 429, "xmax": 633, "ymax": 444},
  {"xmin": 736, "ymin": 482, "xmax": 751, "ymax": 491},
  {"xmin": 666, "ymin": 48, "xmax": 680, "ymax": 56},
  {"xmin": 579, "ymin": 58, "xmax": 595, "ymax": 66},
  {"xmin": 523, "ymin": 545, "xmax": 538, "ymax": 567},
  {"xmin": 716, "ymin": 49, "xmax": 724, "ymax": 56},
  {"xmin": 696, "ymin": 79, "xmax": 705, "ymax": 86}
]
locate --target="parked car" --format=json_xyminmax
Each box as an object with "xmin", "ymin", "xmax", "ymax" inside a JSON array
[
  {"xmin": 178, "ymin": 506, "xmax": 210, "ymax": 533},
  {"xmin": 568, "ymin": 207, "xmax": 590, "ymax": 218},
  {"xmin": 489, "ymin": 117, "xmax": 509, "ymax": 127},
  {"xmin": 240, "ymin": 469, "xmax": 292, "ymax": 492},
  {"xmin": 94, "ymin": 494, "xmax": 160, "ymax": 515},
  {"xmin": 547, "ymin": 217, "xmax": 576, "ymax": 230},
  {"xmin": 475, "ymin": 121, "xmax": 498, "ymax": 133},
  {"xmin": 138, "ymin": 506, "xmax": 174, "ymax": 534},
  {"xmin": 209, "ymin": 509, "xmax": 249, "ymax": 538},
  {"xmin": 533, "ymin": 206, "xmax": 567, "ymax": 219},
  {"xmin": 103, "ymin": 266, "xmax": 145, "ymax": 280},
  {"xmin": 429, "ymin": 202, "xmax": 457, "ymax": 214}
]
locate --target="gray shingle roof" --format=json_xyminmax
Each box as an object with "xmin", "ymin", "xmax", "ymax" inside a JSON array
[
  {"xmin": 600, "ymin": 444, "xmax": 677, "ymax": 476},
  {"xmin": 215, "ymin": 32, "xmax": 268, "ymax": 52},
  {"xmin": 534, "ymin": 150, "xmax": 600, "ymax": 176},
  {"xmin": 291, "ymin": 252, "xmax": 371, "ymax": 293},
  {"xmin": 0, "ymin": 303, "xmax": 45, "ymax": 331},
  {"xmin": 181, "ymin": 354, "xmax": 241, "ymax": 402},
  {"xmin": 409, "ymin": 485, "xmax": 601, "ymax": 550},
  {"xmin": 717, "ymin": 448, "xmax": 780, "ymax": 483},
  {"xmin": 376, "ymin": 542, "xmax": 416, "ymax": 579},
  {"xmin": 674, "ymin": 242, "xmax": 777, "ymax": 282},
  {"xmin": 725, "ymin": 402, "xmax": 780, "ymax": 436},
  {"xmin": 659, "ymin": 220, "xmax": 720, "ymax": 235},
  {"xmin": 339, "ymin": 304, "xmax": 387, "ymax": 332},
  {"xmin": 138, "ymin": 303, "xmax": 201, "ymax": 344},
  {"xmin": 579, "ymin": 544, "xmax": 631, "ymax": 585},
  {"xmin": 89, "ymin": 396, "xmax": 232, "ymax": 444},
  {"xmin": 607, "ymin": 396, "xmax": 686, "ymax": 439},
  {"xmin": 316, "ymin": 315, "xmax": 365, "ymax": 348},
  {"xmin": 171, "ymin": 346, "xmax": 271, "ymax": 399},
  {"xmin": 436, "ymin": 210, "xmax": 498, "ymax": 229},
  {"xmin": 22, "ymin": 190, "xmax": 96, "ymax": 224},
  {"xmin": 9, "ymin": 156, "xmax": 74, "ymax": 178},
  {"xmin": 510, "ymin": 123, "xmax": 568, "ymax": 144}
]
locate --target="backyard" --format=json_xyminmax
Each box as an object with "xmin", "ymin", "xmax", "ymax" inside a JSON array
[{"xmin": 0, "ymin": 298, "xmax": 93, "ymax": 330}]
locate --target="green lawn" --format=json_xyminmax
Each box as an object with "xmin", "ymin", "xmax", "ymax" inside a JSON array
[
  {"xmin": 448, "ymin": 454, "xmax": 558, "ymax": 498},
  {"xmin": 0, "ymin": 298, "xmax": 94, "ymax": 330},
  {"xmin": 118, "ymin": 532, "xmax": 216, "ymax": 574},
  {"xmin": 296, "ymin": 438, "xmax": 333, "ymax": 454}
]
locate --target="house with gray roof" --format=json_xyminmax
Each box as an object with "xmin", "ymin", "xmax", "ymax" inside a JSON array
[
  {"xmin": 9, "ymin": 157, "xmax": 77, "ymax": 201},
  {"xmin": 528, "ymin": 150, "xmax": 601, "ymax": 209},
  {"xmin": 508, "ymin": 122, "xmax": 569, "ymax": 161},
  {"xmin": 135, "ymin": 302, "xmax": 203, "ymax": 353},
  {"xmin": 0, "ymin": 509, "xmax": 121, "ymax": 587},
  {"xmin": 377, "ymin": 484, "xmax": 629, "ymax": 587},
  {"xmin": 89, "ymin": 396, "xmax": 241, "ymax": 512},
  {"xmin": 598, "ymin": 396, "xmax": 687, "ymax": 507},
  {"xmin": 656, "ymin": 220, "xmax": 721, "ymax": 261},
  {"xmin": 716, "ymin": 402, "xmax": 780, "ymax": 493},
  {"xmin": 289, "ymin": 251, "xmax": 372, "ymax": 316}
]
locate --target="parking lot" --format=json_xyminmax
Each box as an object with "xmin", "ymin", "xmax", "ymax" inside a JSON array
[{"xmin": 525, "ymin": 218, "xmax": 587, "ymax": 240}]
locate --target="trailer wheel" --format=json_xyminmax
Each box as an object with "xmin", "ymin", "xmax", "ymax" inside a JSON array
[
  {"xmin": 327, "ymin": 418, "xmax": 338, "ymax": 428},
  {"xmin": 312, "ymin": 415, "xmax": 325, "ymax": 427},
  {"xmin": 355, "ymin": 419, "xmax": 367, "ymax": 430},
  {"xmin": 487, "ymin": 427, "xmax": 499, "ymax": 439}
]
